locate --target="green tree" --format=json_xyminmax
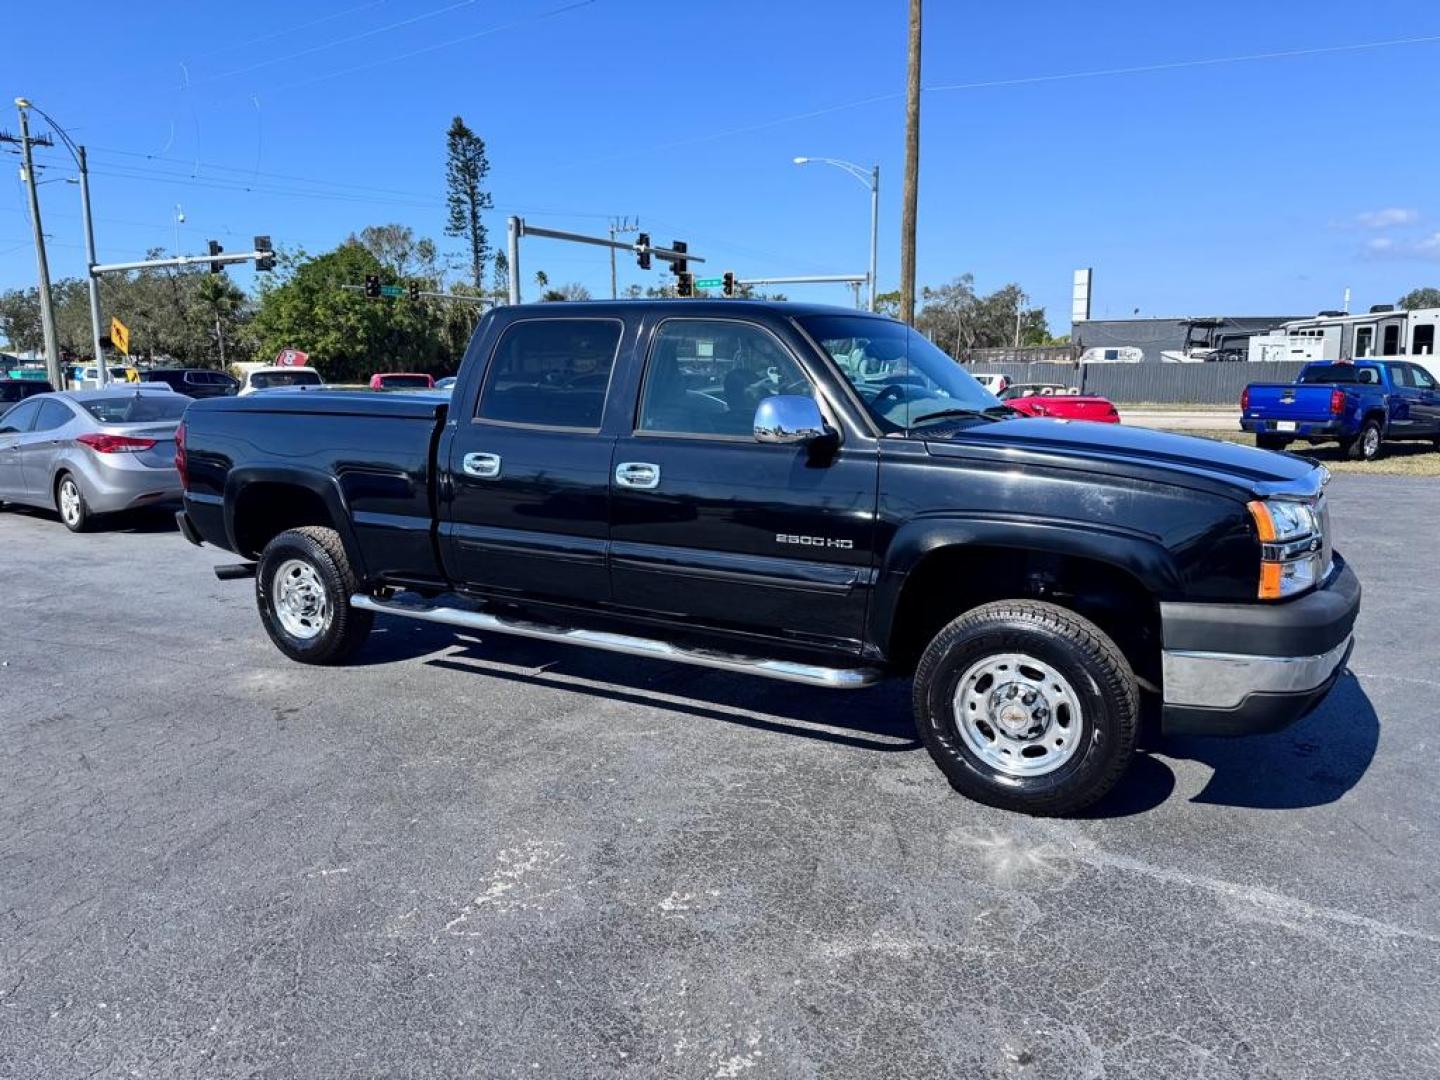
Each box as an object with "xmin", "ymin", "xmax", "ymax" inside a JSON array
[
  {"xmin": 1399, "ymin": 287, "xmax": 1440, "ymax": 311},
  {"xmin": 491, "ymin": 251, "xmax": 510, "ymax": 301},
  {"xmin": 874, "ymin": 289, "xmax": 903, "ymax": 319},
  {"xmin": 252, "ymin": 242, "xmax": 456, "ymax": 382},
  {"xmin": 444, "ymin": 116, "xmax": 493, "ymax": 289},
  {"xmin": 193, "ymin": 275, "xmax": 248, "ymax": 365}
]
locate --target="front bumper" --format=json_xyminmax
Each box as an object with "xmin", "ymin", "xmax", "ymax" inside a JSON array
[{"xmin": 1159, "ymin": 557, "xmax": 1361, "ymax": 736}]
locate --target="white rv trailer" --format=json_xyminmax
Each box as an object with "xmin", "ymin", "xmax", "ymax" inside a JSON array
[{"xmin": 1253, "ymin": 305, "xmax": 1440, "ymax": 381}]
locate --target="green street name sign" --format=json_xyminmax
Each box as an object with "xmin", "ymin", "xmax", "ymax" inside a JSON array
[
  {"xmin": 380, "ymin": 284, "xmax": 405, "ymax": 298},
  {"xmin": 694, "ymin": 277, "xmax": 723, "ymax": 288}
]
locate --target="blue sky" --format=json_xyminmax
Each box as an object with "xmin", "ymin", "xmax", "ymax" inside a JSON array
[{"xmin": 4, "ymin": 0, "xmax": 1440, "ymax": 331}]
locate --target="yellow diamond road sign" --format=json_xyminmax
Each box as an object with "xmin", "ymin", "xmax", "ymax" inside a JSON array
[{"xmin": 110, "ymin": 317, "xmax": 130, "ymax": 356}]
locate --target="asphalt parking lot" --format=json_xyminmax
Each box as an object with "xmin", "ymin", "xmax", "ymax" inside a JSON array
[{"xmin": 2, "ymin": 475, "xmax": 1438, "ymax": 1080}]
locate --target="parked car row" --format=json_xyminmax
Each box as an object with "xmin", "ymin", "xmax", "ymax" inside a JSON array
[{"xmin": 0, "ymin": 364, "xmax": 452, "ymax": 531}]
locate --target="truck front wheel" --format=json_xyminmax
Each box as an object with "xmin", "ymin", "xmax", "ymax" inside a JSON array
[
  {"xmin": 256, "ymin": 526, "xmax": 373, "ymax": 664},
  {"xmin": 912, "ymin": 600, "xmax": 1138, "ymax": 815}
]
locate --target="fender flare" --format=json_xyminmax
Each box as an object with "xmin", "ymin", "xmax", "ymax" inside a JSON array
[
  {"xmin": 868, "ymin": 515, "xmax": 1181, "ymax": 652},
  {"xmin": 223, "ymin": 465, "xmax": 369, "ymax": 579}
]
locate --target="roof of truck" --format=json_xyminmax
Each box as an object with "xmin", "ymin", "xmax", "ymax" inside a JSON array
[{"xmin": 500, "ymin": 299, "xmax": 893, "ymax": 320}]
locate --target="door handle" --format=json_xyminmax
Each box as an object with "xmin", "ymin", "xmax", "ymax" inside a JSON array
[
  {"xmin": 462, "ymin": 452, "xmax": 502, "ymax": 479},
  {"xmin": 614, "ymin": 461, "xmax": 660, "ymax": 489}
]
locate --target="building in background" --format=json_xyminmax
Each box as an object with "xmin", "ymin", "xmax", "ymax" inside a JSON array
[{"xmin": 1073, "ymin": 315, "xmax": 1303, "ymax": 363}]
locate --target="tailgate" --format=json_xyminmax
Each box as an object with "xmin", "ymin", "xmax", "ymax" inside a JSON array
[{"xmin": 1244, "ymin": 383, "xmax": 1337, "ymax": 422}]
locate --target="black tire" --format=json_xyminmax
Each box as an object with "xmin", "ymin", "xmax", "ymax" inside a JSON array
[
  {"xmin": 255, "ymin": 526, "xmax": 373, "ymax": 664},
  {"xmin": 1345, "ymin": 418, "xmax": 1383, "ymax": 461},
  {"xmin": 55, "ymin": 473, "xmax": 92, "ymax": 532},
  {"xmin": 912, "ymin": 600, "xmax": 1139, "ymax": 816},
  {"xmin": 1255, "ymin": 434, "xmax": 1288, "ymax": 452}
]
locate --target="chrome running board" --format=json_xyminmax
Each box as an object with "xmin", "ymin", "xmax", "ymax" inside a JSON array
[{"xmin": 350, "ymin": 594, "xmax": 884, "ymax": 689}]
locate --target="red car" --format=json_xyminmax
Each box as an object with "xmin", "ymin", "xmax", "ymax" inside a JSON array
[
  {"xmin": 370, "ymin": 372, "xmax": 436, "ymax": 390},
  {"xmin": 999, "ymin": 382, "xmax": 1120, "ymax": 423}
]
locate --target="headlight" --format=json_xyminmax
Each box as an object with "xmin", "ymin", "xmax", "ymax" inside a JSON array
[{"xmin": 1248, "ymin": 498, "xmax": 1328, "ymax": 600}]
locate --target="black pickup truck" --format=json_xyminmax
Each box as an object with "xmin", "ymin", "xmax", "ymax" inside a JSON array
[{"xmin": 176, "ymin": 300, "xmax": 1360, "ymax": 814}]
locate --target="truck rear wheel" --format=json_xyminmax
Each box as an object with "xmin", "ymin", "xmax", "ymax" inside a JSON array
[
  {"xmin": 912, "ymin": 600, "xmax": 1138, "ymax": 816},
  {"xmin": 256, "ymin": 526, "xmax": 373, "ymax": 664},
  {"xmin": 1344, "ymin": 419, "xmax": 1383, "ymax": 461}
]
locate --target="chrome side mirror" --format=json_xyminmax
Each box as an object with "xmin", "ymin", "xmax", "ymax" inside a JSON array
[{"xmin": 754, "ymin": 395, "xmax": 828, "ymax": 445}]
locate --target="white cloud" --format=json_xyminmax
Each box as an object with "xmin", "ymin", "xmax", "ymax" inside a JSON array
[
  {"xmin": 1356, "ymin": 207, "xmax": 1420, "ymax": 229},
  {"xmin": 1363, "ymin": 232, "xmax": 1440, "ymax": 260}
]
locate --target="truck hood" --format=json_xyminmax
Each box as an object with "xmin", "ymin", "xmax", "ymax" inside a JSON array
[{"xmin": 925, "ymin": 417, "xmax": 1319, "ymax": 497}]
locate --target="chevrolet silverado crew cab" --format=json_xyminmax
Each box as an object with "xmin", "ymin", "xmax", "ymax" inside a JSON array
[{"xmin": 176, "ymin": 301, "xmax": 1360, "ymax": 815}]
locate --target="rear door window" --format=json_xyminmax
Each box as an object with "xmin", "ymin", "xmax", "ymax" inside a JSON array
[
  {"xmin": 34, "ymin": 400, "xmax": 74, "ymax": 431},
  {"xmin": 476, "ymin": 319, "xmax": 622, "ymax": 430}
]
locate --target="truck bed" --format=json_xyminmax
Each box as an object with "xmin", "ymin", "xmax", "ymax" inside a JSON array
[{"xmin": 181, "ymin": 389, "xmax": 448, "ymax": 581}]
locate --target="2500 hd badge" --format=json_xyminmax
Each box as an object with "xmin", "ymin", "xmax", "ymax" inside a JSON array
[
  {"xmin": 176, "ymin": 299, "xmax": 1360, "ymax": 816},
  {"xmin": 776, "ymin": 533, "xmax": 855, "ymax": 549}
]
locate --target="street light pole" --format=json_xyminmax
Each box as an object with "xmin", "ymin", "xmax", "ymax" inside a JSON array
[
  {"xmin": 12, "ymin": 100, "xmax": 63, "ymax": 390},
  {"xmin": 77, "ymin": 147, "xmax": 107, "ymax": 385},
  {"xmin": 868, "ymin": 164, "xmax": 879, "ymax": 312},
  {"xmin": 793, "ymin": 156, "xmax": 880, "ymax": 312}
]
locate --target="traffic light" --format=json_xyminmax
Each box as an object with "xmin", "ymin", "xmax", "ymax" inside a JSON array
[
  {"xmin": 676, "ymin": 272, "xmax": 695, "ymax": 298},
  {"xmin": 671, "ymin": 240, "xmax": 688, "ymax": 277},
  {"xmin": 364, "ymin": 273, "xmax": 381, "ymax": 299},
  {"xmin": 409, "ymin": 280, "xmax": 421, "ymax": 301},
  {"xmin": 722, "ymin": 271, "xmax": 736, "ymax": 297},
  {"xmin": 254, "ymin": 235, "xmax": 274, "ymax": 272},
  {"xmin": 635, "ymin": 232, "xmax": 651, "ymax": 270},
  {"xmin": 207, "ymin": 240, "xmax": 223, "ymax": 274}
]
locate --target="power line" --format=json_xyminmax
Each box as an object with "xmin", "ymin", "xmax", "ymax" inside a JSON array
[
  {"xmin": 231, "ymin": 0, "xmax": 596, "ymax": 101},
  {"xmin": 565, "ymin": 29, "xmax": 1440, "ymax": 167},
  {"xmin": 924, "ymin": 33, "xmax": 1440, "ymax": 93},
  {"xmin": 182, "ymin": 0, "xmax": 389, "ymax": 63},
  {"xmin": 196, "ymin": 0, "xmax": 481, "ymax": 85}
]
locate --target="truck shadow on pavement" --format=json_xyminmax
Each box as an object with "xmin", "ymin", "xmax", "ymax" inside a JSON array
[
  {"xmin": 1088, "ymin": 673, "xmax": 1379, "ymax": 817},
  {"xmin": 363, "ymin": 616, "xmax": 919, "ymax": 752},
  {"xmin": 362, "ymin": 618, "xmax": 1379, "ymax": 811}
]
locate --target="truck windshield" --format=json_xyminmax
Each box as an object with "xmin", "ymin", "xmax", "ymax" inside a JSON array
[
  {"xmin": 797, "ymin": 314, "xmax": 1004, "ymax": 433},
  {"xmin": 1298, "ymin": 364, "xmax": 1361, "ymax": 384}
]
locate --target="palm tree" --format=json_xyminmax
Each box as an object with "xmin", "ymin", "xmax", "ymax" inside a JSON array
[{"xmin": 194, "ymin": 275, "xmax": 243, "ymax": 366}]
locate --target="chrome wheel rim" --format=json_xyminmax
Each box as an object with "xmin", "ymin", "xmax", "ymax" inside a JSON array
[
  {"xmin": 59, "ymin": 480, "xmax": 81, "ymax": 526},
  {"xmin": 272, "ymin": 559, "xmax": 331, "ymax": 640},
  {"xmin": 1364, "ymin": 427, "xmax": 1379, "ymax": 457},
  {"xmin": 953, "ymin": 652, "xmax": 1085, "ymax": 777}
]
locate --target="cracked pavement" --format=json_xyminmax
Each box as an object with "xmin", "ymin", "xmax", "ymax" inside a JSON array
[{"xmin": 1, "ymin": 474, "xmax": 1437, "ymax": 1078}]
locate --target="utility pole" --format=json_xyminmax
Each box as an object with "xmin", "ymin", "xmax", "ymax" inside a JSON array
[
  {"xmin": 899, "ymin": 0, "xmax": 923, "ymax": 326},
  {"xmin": 5, "ymin": 100, "xmax": 63, "ymax": 390},
  {"xmin": 608, "ymin": 216, "xmax": 639, "ymax": 299},
  {"xmin": 1013, "ymin": 291, "xmax": 1026, "ymax": 349}
]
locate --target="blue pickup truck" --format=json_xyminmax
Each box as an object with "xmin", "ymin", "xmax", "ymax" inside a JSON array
[{"xmin": 1242, "ymin": 359, "xmax": 1440, "ymax": 460}]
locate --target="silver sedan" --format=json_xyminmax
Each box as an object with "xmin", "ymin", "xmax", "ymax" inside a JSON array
[{"xmin": 0, "ymin": 387, "xmax": 189, "ymax": 531}]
